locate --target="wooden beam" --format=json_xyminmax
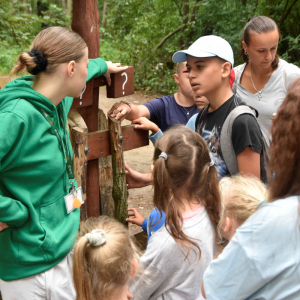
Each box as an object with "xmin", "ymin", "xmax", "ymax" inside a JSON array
[
  {"xmin": 87, "ymin": 125, "xmax": 149, "ymax": 160},
  {"xmin": 108, "ymin": 116, "xmax": 128, "ymax": 226}
]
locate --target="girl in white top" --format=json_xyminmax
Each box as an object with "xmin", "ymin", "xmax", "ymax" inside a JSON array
[
  {"xmin": 233, "ymin": 16, "xmax": 300, "ymax": 137},
  {"xmin": 130, "ymin": 126, "xmax": 220, "ymax": 300}
]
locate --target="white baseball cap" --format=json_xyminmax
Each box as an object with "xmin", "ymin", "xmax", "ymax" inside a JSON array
[{"xmin": 172, "ymin": 35, "xmax": 234, "ymax": 67}]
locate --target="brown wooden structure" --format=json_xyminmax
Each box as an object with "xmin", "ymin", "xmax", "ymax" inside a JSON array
[{"xmin": 70, "ymin": 0, "xmax": 149, "ymax": 225}]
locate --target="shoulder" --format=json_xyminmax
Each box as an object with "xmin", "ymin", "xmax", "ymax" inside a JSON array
[
  {"xmin": 144, "ymin": 94, "xmax": 174, "ymax": 108},
  {"xmin": 234, "ymin": 63, "xmax": 246, "ymax": 72},
  {"xmin": 279, "ymin": 59, "xmax": 300, "ymax": 84},
  {"xmin": 186, "ymin": 113, "xmax": 199, "ymax": 131}
]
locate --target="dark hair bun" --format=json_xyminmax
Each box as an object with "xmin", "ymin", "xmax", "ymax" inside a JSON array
[{"xmin": 27, "ymin": 48, "xmax": 48, "ymax": 75}]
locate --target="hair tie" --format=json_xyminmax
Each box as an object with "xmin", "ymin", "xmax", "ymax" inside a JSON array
[
  {"xmin": 209, "ymin": 161, "xmax": 214, "ymax": 167},
  {"xmin": 159, "ymin": 152, "xmax": 168, "ymax": 161},
  {"xmin": 27, "ymin": 48, "xmax": 48, "ymax": 75},
  {"xmin": 85, "ymin": 229, "xmax": 107, "ymax": 247}
]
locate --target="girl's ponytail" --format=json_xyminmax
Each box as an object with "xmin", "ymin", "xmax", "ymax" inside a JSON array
[{"xmin": 73, "ymin": 237, "xmax": 92, "ymax": 300}]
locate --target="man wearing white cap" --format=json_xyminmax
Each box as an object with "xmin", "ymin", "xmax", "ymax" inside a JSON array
[{"xmin": 150, "ymin": 35, "xmax": 264, "ymax": 181}]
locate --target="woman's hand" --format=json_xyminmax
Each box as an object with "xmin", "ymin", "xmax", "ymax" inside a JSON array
[
  {"xmin": 108, "ymin": 102, "xmax": 131, "ymax": 122},
  {"xmin": 104, "ymin": 61, "xmax": 128, "ymax": 86},
  {"xmin": 0, "ymin": 222, "xmax": 9, "ymax": 232},
  {"xmin": 132, "ymin": 117, "xmax": 159, "ymax": 134},
  {"xmin": 126, "ymin": 208, "xmax": 145, "ymax": 226}
]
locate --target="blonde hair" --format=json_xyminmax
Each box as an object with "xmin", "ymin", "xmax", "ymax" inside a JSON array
[
  {"xmin": 176, "ymin": 62, "xmax": 187, "ymax": 74},
  {"xmin": 153, "ymin": 125, "xmax": 221, "ymax": 261},
  {"xmin": 73, "ymin": 216, "xmax": 140, "ymax": 300},
  {"xmin": 218, "ymin": 176, "xmax": 267, "ymax": 239},
  {"xmin": 11, "ymin": 26, "xmax": 87, "ymax": 75}
]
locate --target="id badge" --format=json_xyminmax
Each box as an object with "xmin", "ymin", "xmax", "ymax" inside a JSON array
[{"xmin": 64, "ymin": 187, "xmax": 84, "ymax": 214}]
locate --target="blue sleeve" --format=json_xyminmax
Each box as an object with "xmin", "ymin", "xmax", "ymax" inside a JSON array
[
  {"xmin": 186, "ymin": 113, "xmax": 198, "ymax": 131},
  {"xmin": 203, "ymin": 237, "xmax": 265, "ymax": 300},
  {"xmin": 142, "ymin": 219, "xmax": 148, "ymax": 232},
  {"xmin": 144, "ymin": 98, "xmax": 165, "ymax": 128},
  {"xmin": 149, "ymin": 129, "xmax": 163, "ymax": 146}
]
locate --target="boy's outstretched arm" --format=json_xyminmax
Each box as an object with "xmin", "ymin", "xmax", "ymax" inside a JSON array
[
  {"xmin": 108, "ymin": 102, "xmax": 150, "ymax": 122},
  {"xmin": 125, "ymin": 162, "xmax": 153, "ymax": 189},
  {"xmin": 237, "ymin": 146, "xmax": 260, "ymax": 179},
  {"xmin": 132, "ymin": 117, "xmax": 159, "ymax": 134}
]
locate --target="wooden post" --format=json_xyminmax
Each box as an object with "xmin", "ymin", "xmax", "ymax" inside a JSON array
[
  {"xmin": 68, "ymin": 110, "xmax": 88, "ymax": 221},
  {"xmin": 98, "ymin": 109, "xmax": 114, "ymax": 217},
  {"xmin": 72, "ymin": 0, "xmax": 102, "ymax": 217},
  {"xmin": 108, "ymin": 116, "xmax": 128, "ymax": 226}
]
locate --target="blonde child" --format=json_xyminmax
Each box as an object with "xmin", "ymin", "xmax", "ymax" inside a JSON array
[
  {"xmin": 130, "ymin": 126, "xmax": 220, "ymax": 300},
  {"xmin": 73, "ymin": 216, "xmax": 140, "ymax": 300},
  {"xmin": 201, "ymin": 175, "xmax": 267, "ymax": 298},
  {"xmin": 218, "ymin": 175, "xmax": 267, "ymax": 242}
]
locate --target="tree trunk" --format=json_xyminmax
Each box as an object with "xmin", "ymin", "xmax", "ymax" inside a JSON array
[
  {"xmin": 100, "ymin": 0, "xmax": 109, "ymax": 40},
  {"xmin": 178, "ymin": 0, "xmax": 189, "ymax": 49}
]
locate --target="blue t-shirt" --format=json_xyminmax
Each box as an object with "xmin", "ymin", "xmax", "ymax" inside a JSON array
[
  {"xmin": 144, "ymin": 94, "xmax": 200, "ymax": 132},
  {"xmin": 203, "ymin": 196, "xmax": 300, "ymax": 300}
]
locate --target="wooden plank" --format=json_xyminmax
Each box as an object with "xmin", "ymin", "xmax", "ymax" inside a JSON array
[
  {"xmin": 107, "ymin": 66, "xmax": 135, "ymax": 98},
  {"xmin": 108, "ymin": 116, "xmax": 128, "ymax": 226},
  {"xmin": 71, "ymin": 78, "xmax": 94, "ymax": 109},
  {"xmin": 87, "ymin": 125, "xmax": 149, "ymax": 160}
]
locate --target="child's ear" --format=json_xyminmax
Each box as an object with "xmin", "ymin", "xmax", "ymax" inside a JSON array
[
  {"xmin": 224, "ymin": 216, "xmax": 233, "ymax": 234},
  {"xmin": 174, "ymin": 73, "xmax": 180, "ymax": 85},
  {"xmin": 67, "ymin": 61, "xmax": 76, "ymax": 78},
  {"xmin": 130, "ymin": 258, "xmax": 139, "ymax": 277},
  {"xmin": 221, "ymin": 62, "xmax": 232, "ymax": 79}
]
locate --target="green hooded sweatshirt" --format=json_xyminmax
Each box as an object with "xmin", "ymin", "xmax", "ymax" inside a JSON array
[{"xmin": 0, "ymin": 58, "xmax": 107, "ymax": 281}]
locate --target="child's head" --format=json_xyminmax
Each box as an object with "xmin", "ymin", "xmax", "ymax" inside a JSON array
[
  {"xmin": 73, "ymin": 216, "xmax": 139, "ymax": 300},
  {"xmin": 194, "ymin": 92, "xmax": 209, "ymax": 110},
  {"xmin": 218, "ymin": 176, "xmax": 267, "ymax": 241},
  {"xmin": 153, "ymin": 126, "xmax": 221, "ymax": 259},
  {"xmin": 174, "ymin": 62, "xmax": 194, "ymax": 100},
  {"xmin": 172, "ymin": 35, "xmax": 233, "ymax": 98}
]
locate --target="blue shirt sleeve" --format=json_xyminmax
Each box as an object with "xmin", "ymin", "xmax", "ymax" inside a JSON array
[
  {"xmin": 186, "ymin": 113, "xmax": 198, "ymax": 131},
  {"xmin": 142, "ymin": 219, "xmax": 148, "ymax": 232},
  {"xmin": 144, "ymin": 98, "xmax": 166, "ymax": 129},
  {"xmin": 149, "ymin": 129, "xmax": 163, "ymax": 146},
  {"xmin": 203, "ymin": 236, "xmax": 265, "ymax": 300}
]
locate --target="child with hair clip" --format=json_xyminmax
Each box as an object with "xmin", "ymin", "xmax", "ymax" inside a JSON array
[
  {"xmin": 73, "ymin": 216, "xmax": 140, "ymax": 300},
  {"xmin": 130, "ymin": 125, "xmax": 220, "ymax": 300}
]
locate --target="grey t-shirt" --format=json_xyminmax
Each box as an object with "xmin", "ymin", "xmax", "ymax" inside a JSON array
[
  {"xmin": 233, "ymin": 59, "xmax": 300, "ymax": 136},
  {"xmin": 130, "ymin": 208, "xmax": 217, "ymax": 300}
]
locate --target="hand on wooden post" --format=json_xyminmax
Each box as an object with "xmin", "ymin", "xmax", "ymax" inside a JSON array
[
  {"xmin": 104, "ymin": 61, "xmax": 128, "ymax": 86},
  {"xmin": 108, "ymin": 102, "xmax": 131, "ymax": 122},
  {"xmin": 124, "ymin": 162, "xmax": 153, "ymax": 189},
  {"xmin": 0, "ymin": 222, "xmax": 9, "ymax": 232},
  {"xmin": 132, "ymin": 117, "xmax": 159, "ymax": 134},
  {"xmin": 126, "ymin": 208, "xmax": 145, "ymax": 226}
]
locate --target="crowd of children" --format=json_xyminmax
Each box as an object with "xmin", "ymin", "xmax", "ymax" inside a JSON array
[{"xmin": 1, "ymin": 15, "xmax": 300, "ymax": 300}]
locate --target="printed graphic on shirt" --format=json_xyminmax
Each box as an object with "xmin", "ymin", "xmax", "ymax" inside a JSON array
[{"xmin": 202, "ymin": 126, "xmax": 229, "ymax": 180}]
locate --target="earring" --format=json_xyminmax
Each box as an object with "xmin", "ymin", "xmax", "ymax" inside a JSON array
[{"xmin": 244, "ymin": 50, "xmax": 247, "ymax": 55}]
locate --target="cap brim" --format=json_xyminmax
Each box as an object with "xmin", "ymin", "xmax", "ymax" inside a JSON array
[{"xmin": 172, "ymin": 50, "xmax": 216, "ymax": 63}]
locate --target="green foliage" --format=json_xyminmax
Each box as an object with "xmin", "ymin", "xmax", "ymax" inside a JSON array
[{"xmin": 1, "ymin": 0, "xmax": 299, "ymax": 93}]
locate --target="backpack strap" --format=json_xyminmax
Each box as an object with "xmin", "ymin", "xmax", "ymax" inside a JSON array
[{"xmin": 220, "ymin": 105, "xmax": 256, "ymax": 176}]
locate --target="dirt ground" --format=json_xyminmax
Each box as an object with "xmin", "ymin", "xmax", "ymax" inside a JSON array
[{"xmin": 99, "ymin": 87, "xmax": 159, "ymax": 235}]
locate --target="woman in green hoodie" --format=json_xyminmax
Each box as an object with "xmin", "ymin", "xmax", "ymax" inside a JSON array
[{"xmin": 0, "ymin": 26, "xmax": 127, "ymax": 299}]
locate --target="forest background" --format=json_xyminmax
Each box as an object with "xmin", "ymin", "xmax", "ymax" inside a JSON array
[{"xmin": 1, "ymin": 0, "xmax": 300, "ymax": 94}]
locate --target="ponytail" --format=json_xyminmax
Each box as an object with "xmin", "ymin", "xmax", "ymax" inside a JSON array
[
  {"xmin": 153, "ymin": 126, "xmax": 221, "ymax": 262},
  {"xmin": 73, "ymin": 237, "xmax": 93, "ymax": 300}
]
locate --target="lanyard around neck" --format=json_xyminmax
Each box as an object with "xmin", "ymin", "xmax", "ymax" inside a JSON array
[{"xmin": 39, "ymin": 109, "xmax": 75, "ymax": 180}]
